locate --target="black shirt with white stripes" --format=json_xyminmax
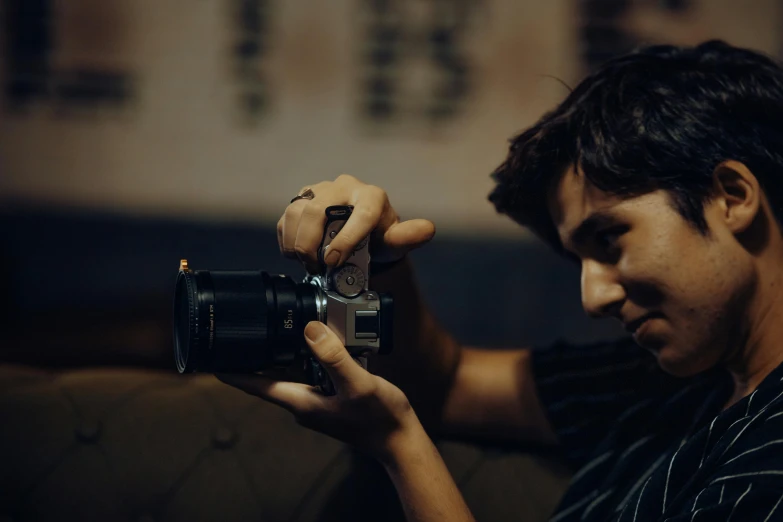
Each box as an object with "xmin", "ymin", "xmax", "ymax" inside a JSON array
[{"xmin": 532, "ymin": 337, "xmax": 783, "ymax": 521}]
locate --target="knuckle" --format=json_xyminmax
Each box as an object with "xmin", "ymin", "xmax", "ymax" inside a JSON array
[
  {"xmin": 283, "ymin": 204, "xmax": 302, "ymax": 221},
  {"xmin": 300, "ymin": 201, "xmax": 324, "ymax": 219},
  {"xmin": 335, "ymin": 228, "xmax": 355, "ymax": 247},
  {"xmin": 365, "ymin": 184, "xmax": 387, "ymax": 201},
  {"xmin": 294, "ymin": 243, "xmax": 311, "ymax": 259},
  {"xmin": 335, "ymin": 173, "xmax": 358, "ymax": 184},
  {"xmin": 320, "ymin": 345, "xmax": 346, "ymax": 366},
  {"xmin": 355, "ymin": 205, "xmax": 380, "ymax": 222}
]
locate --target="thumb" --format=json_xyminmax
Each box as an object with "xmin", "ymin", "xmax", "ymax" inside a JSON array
[
  {"xmin": 304, "ymin": 321, "xmax": 367, "ymax": 394},
  {"xmin": 375, "ymin": 219, "xmax": 435, "ymax": 262}
]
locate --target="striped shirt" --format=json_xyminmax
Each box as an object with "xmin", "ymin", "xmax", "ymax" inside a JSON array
[{"xmin": 532, "ymin": 337, "xmax": 783, "ymax": 521}]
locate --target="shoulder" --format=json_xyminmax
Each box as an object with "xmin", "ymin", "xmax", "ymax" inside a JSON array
[
  {"xmin": 710, "ymin": 389, "xmax": 783, "ymax": 489},
  {"xmin": 654, "ymin": 384, "xmax": 783, "ymax": 520}
]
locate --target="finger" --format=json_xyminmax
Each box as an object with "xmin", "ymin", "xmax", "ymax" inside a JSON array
[
  {"xmin": 281, "ymin": 202, "xmax": 307, "ymax": 260},
  {"xmin": 294, "ymin": 200, "xmax": 334, "ymax": 274},
  {"xmin": 281, "ymin": 182, "xmax": 331, "ymax": 265},
  {"xmin": 304, "ymin": 321, "xmax": 369, "ymax": 395},
  {"xmin": 326, "ymin": 185, "xmax": 389, "ymax": 267},
  {"xmin": 364, "ymin": 218, "xmax": 436, "ymax": 264},
  {"xmin": 215, "ymin": 373, "xmax": 327, "ymax": 414},
  {"xmin": 382, "ymin": 219, "xmax": 436, "ymax": 251},
  {"xmin": 277, "ymin": 216, "xmax": 285, "ymax": 256}
]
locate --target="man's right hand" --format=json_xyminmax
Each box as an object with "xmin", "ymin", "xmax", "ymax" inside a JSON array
[
  {"xmin": 278, "ymin": 174, "xmax": 436, "ymax": 274},
  {"xmin": 277, "ymin": 175, "xmax": 557, "ymax": 447}
]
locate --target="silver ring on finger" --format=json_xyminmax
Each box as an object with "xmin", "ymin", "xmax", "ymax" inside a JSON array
[{"xmin": 290, "ymin": 187, "xmax": 316, "ymax": 204}]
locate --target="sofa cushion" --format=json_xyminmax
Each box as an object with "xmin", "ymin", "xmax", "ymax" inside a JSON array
[{"xmin": 0, "ymin": 364, "xmax": 570, "ymax": 522}]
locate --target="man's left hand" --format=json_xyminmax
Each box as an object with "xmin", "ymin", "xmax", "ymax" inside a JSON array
[{"xmin": 216, "ymin": 321, "xmax": 419, "ymax": 462}]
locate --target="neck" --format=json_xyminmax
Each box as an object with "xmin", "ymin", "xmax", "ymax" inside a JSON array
[{"xmin": 723, "ymin": 259, "xmax": 783, "ymax": 408}]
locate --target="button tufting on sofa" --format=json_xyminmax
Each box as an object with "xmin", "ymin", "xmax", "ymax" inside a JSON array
[
  {"xmin": 75, "ymin": 419, "xmax": 102, "ymax": 444},
  {"xmin": 0, "ymin": 364, "xmax": 571, "ymax": 522},
  {"xmin": 212, "ymin": 426, "xmax": 238, "ymax": 450}
]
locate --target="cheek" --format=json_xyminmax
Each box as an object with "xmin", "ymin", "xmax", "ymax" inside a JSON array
[
  {"xmin": 653, "ymin": 250, "xmax": 753, "ymax": 375},
  {"xmin": 680, "ymin": 242, "xmax": 752, "ymax": 314},
  {"xmin": 617, "ymin": 240, "xmax": 685, "ymax": 306},
  {"xmin": 619, "ymin": 233, "xmax": 739, "ymax": 345},
  {"xmin": 622, "ymin": 225, "xmax": 725, "ymax": 303}
]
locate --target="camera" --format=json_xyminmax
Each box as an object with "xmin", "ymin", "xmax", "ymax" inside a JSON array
[{"xmin": 173, "ymin": 205, "xmax": 394, "ymax": 394}]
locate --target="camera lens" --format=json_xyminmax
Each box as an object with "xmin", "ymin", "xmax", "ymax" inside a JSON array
[{"xmin": 173, "ymin": 269, "xmax": 319, "ymax": 373}]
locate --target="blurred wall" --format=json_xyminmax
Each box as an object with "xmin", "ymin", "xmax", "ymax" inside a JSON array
[{"xmin": 2, "ymin": 0, "xmax": 781, "ymax": 237}]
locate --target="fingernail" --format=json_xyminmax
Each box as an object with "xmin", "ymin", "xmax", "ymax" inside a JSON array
[
  {"xmin": 325, "ymin": 248, "xmax": 341, "ymax": 267},
  {"xmin": 304, "ymin": 321, "xmax": 327, "ymax": 343}
]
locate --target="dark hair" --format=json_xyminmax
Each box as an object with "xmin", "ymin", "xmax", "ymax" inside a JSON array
[{"xmin": 488, "ymin": 40, "xmax": 783, "ymax": 254}]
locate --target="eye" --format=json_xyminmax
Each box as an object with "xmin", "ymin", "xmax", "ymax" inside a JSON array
[{"xmin": 594, "ymin": 226, "xmax": 627, "ymax": 250}]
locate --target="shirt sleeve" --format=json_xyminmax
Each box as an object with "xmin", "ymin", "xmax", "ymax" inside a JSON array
[{"xmin": 530, "ymin": 336, "xmax": 690, "ymax": 470}]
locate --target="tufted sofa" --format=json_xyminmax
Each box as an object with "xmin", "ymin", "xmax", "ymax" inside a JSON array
[{"xmin": 0, "ymin": 363, "xmax": 572, "ymax": 522}]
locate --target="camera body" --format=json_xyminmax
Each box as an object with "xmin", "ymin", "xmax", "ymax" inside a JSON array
[
  {"xmin": 173, "ymin": 205, "xmax": 393, "ymax": 395},
  {"xmin": 303, "ymin": 205, "xmax": 393, "ymax": 392}
]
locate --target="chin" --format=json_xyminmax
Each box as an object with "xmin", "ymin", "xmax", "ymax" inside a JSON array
[
  {"xmin": 653, "ymin": 343, "xmax": 717, "ymax": 378},
  {"xmin": 657, "ymin": 357, "xmax": 698, "ymax": 378}
]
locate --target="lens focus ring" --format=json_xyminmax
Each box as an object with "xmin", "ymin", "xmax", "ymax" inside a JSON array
[
  {"xmin": 210, "ymin": 271, "xmax": 269, "ymax": 371},
  {"xmin": 174, "ymin": 270, "xmax": 200, "ymax": 373}
]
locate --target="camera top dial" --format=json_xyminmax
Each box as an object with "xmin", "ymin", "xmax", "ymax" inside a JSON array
[{"xmin": 330, "ymin": 263, "xmax": 366, "ymax": 298}]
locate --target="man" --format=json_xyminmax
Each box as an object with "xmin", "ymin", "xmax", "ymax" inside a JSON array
[{"xmin": 218, "ymin": 40, "xmax": 783, "ymax": 521}]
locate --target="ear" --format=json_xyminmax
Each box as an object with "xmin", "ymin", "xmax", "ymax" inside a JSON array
[{"xmin": 711, "ymin": 160, "xmax": 761, "ymax": 234}]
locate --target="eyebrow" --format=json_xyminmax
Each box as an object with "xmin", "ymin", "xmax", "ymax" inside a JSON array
[{"xmin": 565, "ymin": 210, "xmax": 619, "ymax": 252}]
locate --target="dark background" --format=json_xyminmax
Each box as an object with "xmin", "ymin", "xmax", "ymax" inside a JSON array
[
  {"xmin": 2, "ymin": 0, "xmax": 776, "ymax": 369},
  {"xmin": 0, "ymin": 203, "xmax": 624, "ymax": 369}
]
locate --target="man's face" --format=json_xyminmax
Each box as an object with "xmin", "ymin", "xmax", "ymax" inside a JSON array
[{"xmin": 549, "ymin": 166, "xmax": 755, "ymax": 377}]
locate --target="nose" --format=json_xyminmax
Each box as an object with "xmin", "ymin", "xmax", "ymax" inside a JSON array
[{"xmin": 581, "ymin": 259, "xmax": 625, "ymax": 319}]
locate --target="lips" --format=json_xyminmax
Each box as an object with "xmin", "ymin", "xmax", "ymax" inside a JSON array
[{"xmin": 624, "ymin": 314, "xmax": 656, "ymax": 334}]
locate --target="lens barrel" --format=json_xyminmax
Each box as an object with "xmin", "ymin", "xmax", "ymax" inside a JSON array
[{"xmin": 174, "ymin": 269, "xmax": 318, "ymax": 373}]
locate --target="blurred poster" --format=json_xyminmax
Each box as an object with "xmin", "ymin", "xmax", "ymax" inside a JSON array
[{"xmin": 1, "ymin": 0, "xmax": 780, "ymax": 236}]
